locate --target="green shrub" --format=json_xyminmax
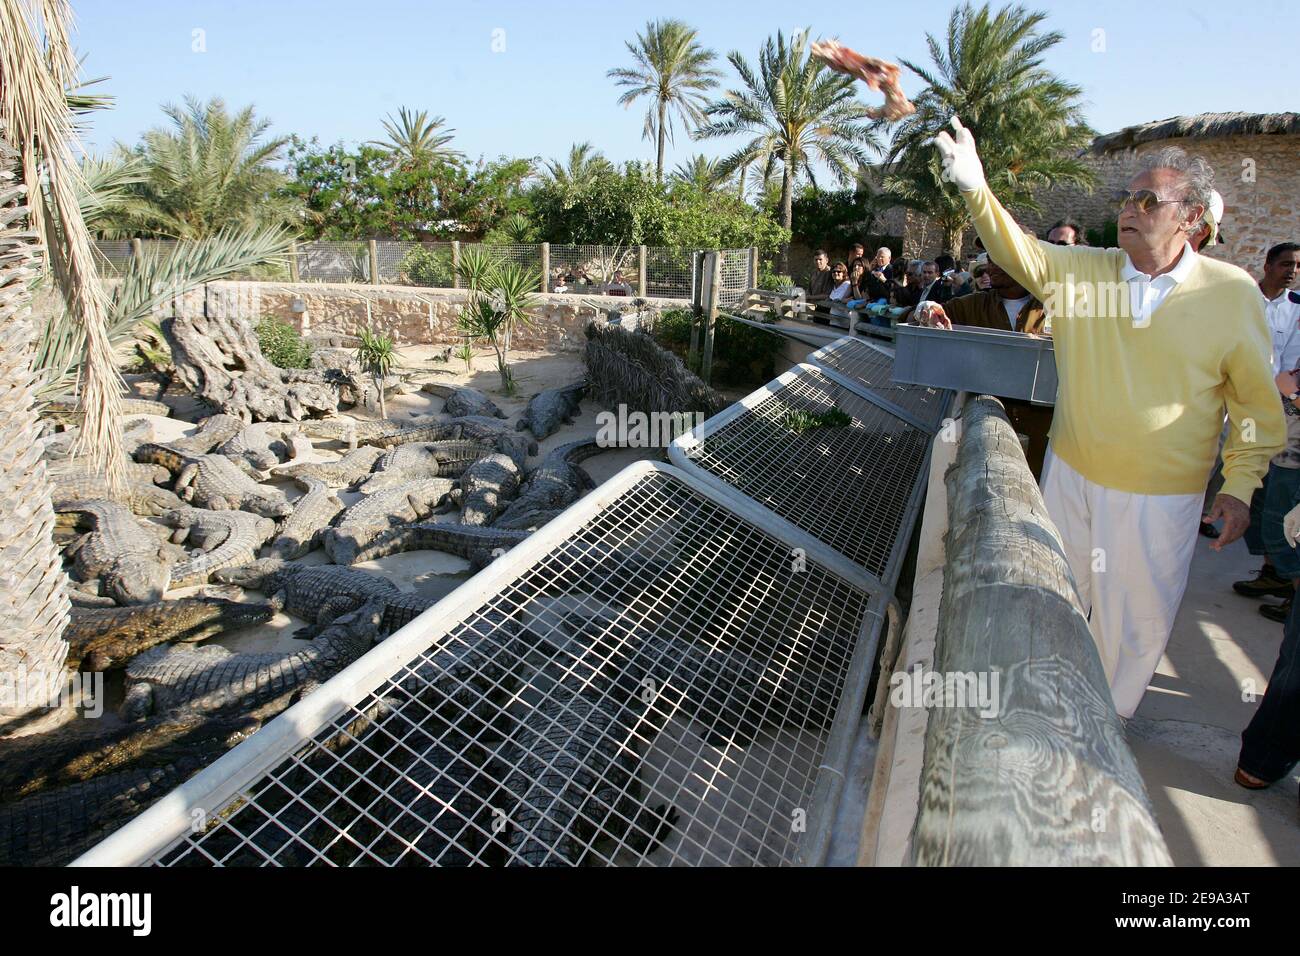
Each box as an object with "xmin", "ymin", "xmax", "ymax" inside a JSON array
[
  {"xmin": 398, "ymin": 245, "xmax": 454, "ymax": 286},
  {"xmin": 256, "ymin": 317, "xmax": 313, "ymax": 369},
  {"xmin": 758, "ymin": 266, "xmax": 794, "ymax": 292}
]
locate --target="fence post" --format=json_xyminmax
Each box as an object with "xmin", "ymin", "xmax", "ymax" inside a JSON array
[
  {"xmin": 750, "ymin": 246, "xmax": 759, "ymax": 289},
  {"xmin": 131, "ymin": 237, "xmax": 144, "ymax": 262},
  {"xmin": 637, "ymin": 245, "xmax": 647, "ymax": 298},
  {"xmin": 540, "ymin": 242, "xmax": 550, "ymax": 293},
  {"xmin": 701, "ymin": 251, "xmax": 722, "ymax": 384},
  {"xmin": 368, "ymin": 239, "xmax": 379, "ymax": 285},
  {"xmin": 288, "ymin": 241, "xmax": 300, "ymax": 282},
  {"xmin": 688, "ymin": 252, "xmax": 703, "ymax": 370},
  {"xmin": 451, "ymin": 241, "xmax": 461, "ymax": 289}
]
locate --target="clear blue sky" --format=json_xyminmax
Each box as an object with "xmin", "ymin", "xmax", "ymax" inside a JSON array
[{"xmin": 71, "ymin": 0, "xmax": 1295, "ymax": 172}]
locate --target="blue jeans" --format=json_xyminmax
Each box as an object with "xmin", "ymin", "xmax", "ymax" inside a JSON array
[
  {"xmin": 1239, "ymin": 593, "xmax": 1300, "ymax": 782},
  {"xmin": 1249, "ymin": 465, "xmax": 1300, "ymax": 579}
]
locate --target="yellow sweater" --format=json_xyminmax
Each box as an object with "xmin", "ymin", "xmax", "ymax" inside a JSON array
[{"xmin": 962, "ymin": 183, "xmax": 1283, "ymax": 503}]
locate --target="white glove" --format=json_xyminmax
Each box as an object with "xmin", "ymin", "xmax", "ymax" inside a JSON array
[
  {"xmin": 913, "ymin": 300, "xmax": 951, "ymax": 329},
  {"xmin": 1285, "ymin": 501, "xmax": 1300, "ymax": 548},
  {"xmin": 932, "ymin": 116, "xmax": 986, "ymax": 192}
]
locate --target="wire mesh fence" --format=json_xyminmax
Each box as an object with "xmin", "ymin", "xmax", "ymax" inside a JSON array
[
  {"xmin": 75, "ymin": 462, "xmax": 888, "ymax": 868},
  {"xmin": 96, "ymin": 240, "xmax": 753, "ymax": 302}
]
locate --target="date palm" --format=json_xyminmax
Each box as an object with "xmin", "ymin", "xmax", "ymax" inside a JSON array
[
  {"xmin": 883, "ymin": 3, "xmax": 1095, "ymax": 254},
  {"xmin": 369, "ymin": 107, "xmax": 462, "ymax": 166},
  {"xmin": 114, "ymin": 96, "xmax": 296, "ymax": 239},
  {"xmin": 698, "ymin": 30, "xmax": 881, "ymax": 272},
  {"xmin": 0, "ymin": 0, "xmax": 125, "ymax": 714},
  {"xmin": 608, "ymin": 19, "xmax": 721, "ymax": 184},
  {"xmin": 669, "ymin": 154, "xmax": 721, "ymax": 192},
  {"xmin": 543, "ymin": 142, "xmax": 614, "ymax": 190}
]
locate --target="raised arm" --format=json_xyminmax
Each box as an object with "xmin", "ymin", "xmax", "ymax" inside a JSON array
[{"xmin": 933, "ymin": 117, "xmax": 1075, "ymax": 300}]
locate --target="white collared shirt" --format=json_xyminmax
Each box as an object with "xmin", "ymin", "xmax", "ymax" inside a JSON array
[
  {"xmin": 1120, "ymin": 241, "xmax": 1197, "ymax": 325},
  {"xmin": 1262, "ymin": 286, "xmax": 1300, "ymax": 373}
]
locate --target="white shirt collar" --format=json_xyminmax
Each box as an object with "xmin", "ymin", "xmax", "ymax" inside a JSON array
[{"xmin": 1121, "ymin": 241, "xmax": 1197, "ymax": 284}]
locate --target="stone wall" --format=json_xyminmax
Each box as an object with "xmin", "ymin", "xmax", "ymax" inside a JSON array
[{"xmin": 189, "ymin": 282, "xmax": 689, "ymax": 353}]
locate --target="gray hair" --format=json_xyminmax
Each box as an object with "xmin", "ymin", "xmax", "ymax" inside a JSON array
[{"xmin": 1135, "ymin": 146, "xmax": 1215, "ymax": 221}]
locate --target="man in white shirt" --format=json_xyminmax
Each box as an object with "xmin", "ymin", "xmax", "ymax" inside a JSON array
[{"xmin": 1235, "ymin": 242, "xmax": 1300, "ymax": 617}]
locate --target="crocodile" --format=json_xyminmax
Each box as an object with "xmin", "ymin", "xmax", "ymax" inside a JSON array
[
  {"xmin": 501, "ymin": 613, "xmax": 678, "ymax": 866},
  {"xmin": 165, "ymin": 507, "xmax": 278, "ymax": 588},
  {"xmin": 135, "ymin": 443, "xmax": 293, "ymax": 517},
  {"xmin": 50, "ymin": 458, "xmax": 169, "ymax": 486},
  {"xmin": 121, "ymin": 599, "xmax": 385, "ymax": 721},
  {"xmin": 448, "ymin": 416, "xmax": 538, "ymax": 457},
  {"xmin": 348, "ymin": 521, "xmax": 530, "ymax": 569},
  {"xmin": 450, "ymin": 453, "xmax": 521, "ymax": 526},
  {"xmin": 516, "ymin": 381, "xmax": 587, "ymax": 440},
  {"xmin": 65, "ymin": 598, "xmax": 276, "ymax": 671},
  {"xmin": 43, "ymin": 417, "xmax": 155, "ymax": 462},
  {"xmin": 270, "ymin": 476, "xmax": 345, "ymax": 560},
  {"xmin": 300, "ymin": 414, "xmax": 443, "ymax": 450},
  {"xmin": 169, "ymin": 413, "xmax": 246, "ymax": 455},
  {"xmin": 58, "ymin": 501, "xmax": 175, "ymax": 604},
  {"xmin": 272, "ymin": 444, "xmax": 385, "ymax": 487},
  {"xmin": 355, "ymin": 440, "xmax": 495, "ymax": 492},
  {"xmin": 41, "ymin": 396, "xmax": 171, "ymax": 425},
  {"xmin": 494, "ymin": 439, "xmax": 600, "ymax": 530},
  {"xmin": 324, "ymin": 477, "xmax": 456, "ymax": 565},
  {"xmin": 213, "ymin": 559, "xmax": 437, "ymax": 636},
  {"xmin": 218, "ymin": 421, "xmax": 301, "ymax": 472},
  {"xmin": 418, "ymin": 383, "xmax": 507, "ymax": 419},
  {"xmin": 52, "ymin": 473, "xmax": 182, "ymax": 517},
  {"xmin": 492, "ymin": 505, "xmax": 564, "ymax": 532}
]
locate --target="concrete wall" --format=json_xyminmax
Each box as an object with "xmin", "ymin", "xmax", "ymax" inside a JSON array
[{"xmin": 193, "ymin": 281, "xmax": 689, "ymax": 353}]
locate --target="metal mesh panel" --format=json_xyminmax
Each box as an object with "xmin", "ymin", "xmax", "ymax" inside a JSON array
[
  {"xmin": 129, "ymin": 466, "xmax": 875, "ymax": 867},
  {"xmin": 808, "ymin": 336, "xmax": 951, "ymax": 432},
  {"xmin": 481, "ymin": 243, "xmax": 543, "ymax": 278},
  {"xmin": 548, "ymin": 244, "xmax": 639, "ymax": 294},
  {"xmin": 296, "ymin": 241, "xmax": 371, "ymax": 282},
  {"xmin": 672, "ymin": 366, "xmax": 931, "ymax": 581},
  {"xmin": 645, "ymin": 247, "xmax": 695, "ymax": 300},
  {"xmin": 719, "ymin": 249, "xmax": 752, "ymax": 307},
  {"xmin": 93, "ymin": 240, "xmax": 133, "ymax": 275}
]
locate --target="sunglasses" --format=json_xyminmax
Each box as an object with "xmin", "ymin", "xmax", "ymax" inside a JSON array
[{"xmin": 1112, "ymin": 188, "xmax": 1186, "ymax": 214}]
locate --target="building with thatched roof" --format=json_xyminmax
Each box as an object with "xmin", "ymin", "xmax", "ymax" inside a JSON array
[{"xmin": 889, "ymin": 111, "xmax": 1300, "ymax": 276}]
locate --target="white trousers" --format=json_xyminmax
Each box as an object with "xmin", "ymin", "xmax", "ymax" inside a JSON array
[{"xmin": 1040, "ymin": 449, "xmax": 1204, "ymax": 717}]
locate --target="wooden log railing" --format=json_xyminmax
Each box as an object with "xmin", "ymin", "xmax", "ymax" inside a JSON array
[
  {"xmin": 739, "ymin": 289, "xmax": 897, "ymax": 343},
  {"xmin": 908, "ymin": 396, "xmax": 1171, "ymax": 866}
]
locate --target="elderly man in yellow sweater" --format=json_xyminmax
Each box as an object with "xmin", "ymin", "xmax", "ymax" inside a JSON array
[{"xmin": 929, "ymin": 117, "xmax": 1284, "ymax": 718}]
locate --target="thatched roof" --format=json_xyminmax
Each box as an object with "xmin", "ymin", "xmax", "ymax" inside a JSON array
[{"xmin": 1091, "ymin": 112, "xmax": 1300, "ymax": 153}]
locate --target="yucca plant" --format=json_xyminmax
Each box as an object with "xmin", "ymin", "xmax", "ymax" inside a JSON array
[
  {"xmin": 356, "ymin": 328, "xmax": 399, "ymax": 418},
  {"xmin": 457, "ymin": 258, "xmax": 538, "ymax": 395},
  {"xmin": 454, "ymin": 339, "xmax": 474, "ymax": 374}
]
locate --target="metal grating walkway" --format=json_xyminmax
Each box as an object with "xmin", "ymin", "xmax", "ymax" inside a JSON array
[
  {"xmin": 670, "ymin": 365, "xmax": 934, "ymax": 583},
  {"xmin": 807, "ymin": 336, "xmax": 951, "ymax": 432},
  {"xmin": 77, "ymin": 464, "xmax": 886, "ymax": 868}
]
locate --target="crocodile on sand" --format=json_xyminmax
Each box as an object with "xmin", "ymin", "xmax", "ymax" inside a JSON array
[
  {"xmin": 494, "ymin": 439, "xmax": 600, "ymax": 530},
  {"xmin": 213, "ymin": 559, "xmax": 438, "ymax": 637},
  {"xmin": 273, "ymin": 444, "xmax": 385, "ymax": 488},
  {"xmin": 450, "ymin": 453, "xmax": 521, "ymax": 526},
  {"xmin": 135, "ymin": 443, "xmax": 293, "ymax": 518},
  {"xmin": 355, "ymin": 439, "xmax": 495, "ymax": 492},
  {"xmin": 300, "ymin": 414, "xmax": 443, "ymax": 450},
  {"xmin": 271, "ymin": 476, "xmax": 345, "ymax": 560},
  {"xmin": 66, "ymin": 598, "xmax": 275, "ymax": 672},
  {"xmin": 219, "ymin": 421, "xmax": 301, "ymax": 471},
  {"xmin": 324, "ymin": 477, "xmax": 455, "ymax": 565},
  {"xmin": 164, "ymin": 507, "xmax": 278, "ymax": 588},
  {"xmin": 168, "ymin": 413, "xmax": 245, "ymax": 455},
  {"xmin": 348, "ymin": 521, "xmax": 530, "ymax": 569},
  {"xmin": 121, "ymin": 599, "xmax": 386, "ymax": 721},
  {"xmin": 58, "ymin": 500, "xmax": 177, "ymax": 604},
  {"xmin": 515, "ymin": 381, "xmax": 586, "ymax": 441},
  {"xmin": 418, "ymin": 383, "xmax": 506, "ymax": 419},
  {"xmin": 52, "ymin": 472, "xmax": 182, "ymax": 517}
]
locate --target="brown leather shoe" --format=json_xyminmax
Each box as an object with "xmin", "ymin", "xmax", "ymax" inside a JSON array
[
  {"xmin": 1260, "ymin": 598, "xmax": 1292, "ymax": 623},
  {"xmin": 1234, "ymin": 767, "xmax": 1270, "ymax": 789}
]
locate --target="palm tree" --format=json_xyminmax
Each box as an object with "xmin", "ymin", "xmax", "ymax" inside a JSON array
[
  {"xmin": 883, "ymin": 3, "xmax": 1095, "ymax": 254},
  {"xmin": 0, "ymin": 0, "xmax": 125, "ymax": 714},
  {"xmin": 356, "ymin": 329, "xmax": 398, "ymax": 419},
  {"xmin": 369, "ymin": 107, "xmax": 462, "ymax": 166},
  {"xmin": 117, "ymin": 96, "xmax": 297, "ymax": 239},
  {"xmin": 669, "ymin": 154, "xmax": 721, "ymax": 192},
  {"xmin": 608, "ymin": 19, "xmax": 722, "ymax": 183},
  {"xmin": 698, "ymin": 30, "xmax": 881, "ymax": 271},
  {"xmin": 543, "ymin": 142, "xmax": 614, "ymax": 189}
]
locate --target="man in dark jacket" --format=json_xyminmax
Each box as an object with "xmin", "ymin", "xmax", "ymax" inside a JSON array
[{"xmin": 910, "ymin": 257, "xmax": 1053, "ymax": 475}]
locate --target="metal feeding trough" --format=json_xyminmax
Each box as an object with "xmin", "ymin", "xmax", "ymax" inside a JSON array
[
  {"xmin": 892, "ymin": 323, "xmax": 1058, "ymax": 406},
  {"xmin": 75, "ymin": 463, "xmax": 900, "ymax": 867}
]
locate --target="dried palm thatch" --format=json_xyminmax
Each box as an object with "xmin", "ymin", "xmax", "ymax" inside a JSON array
[
  {"xmin": 1, "ymin": 0, "xmax": 125, "ymax": 491},
  {"xmin": 583, "ymin": 319, "xmax": 725, "ymax": 420},
  {"xmin": 0, "ymin": 127, "xmax": 71, "ymax": 716},
  {"xmin": 1090, "ymin": 111, "xmax": 1300, "ymax": 154}
]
